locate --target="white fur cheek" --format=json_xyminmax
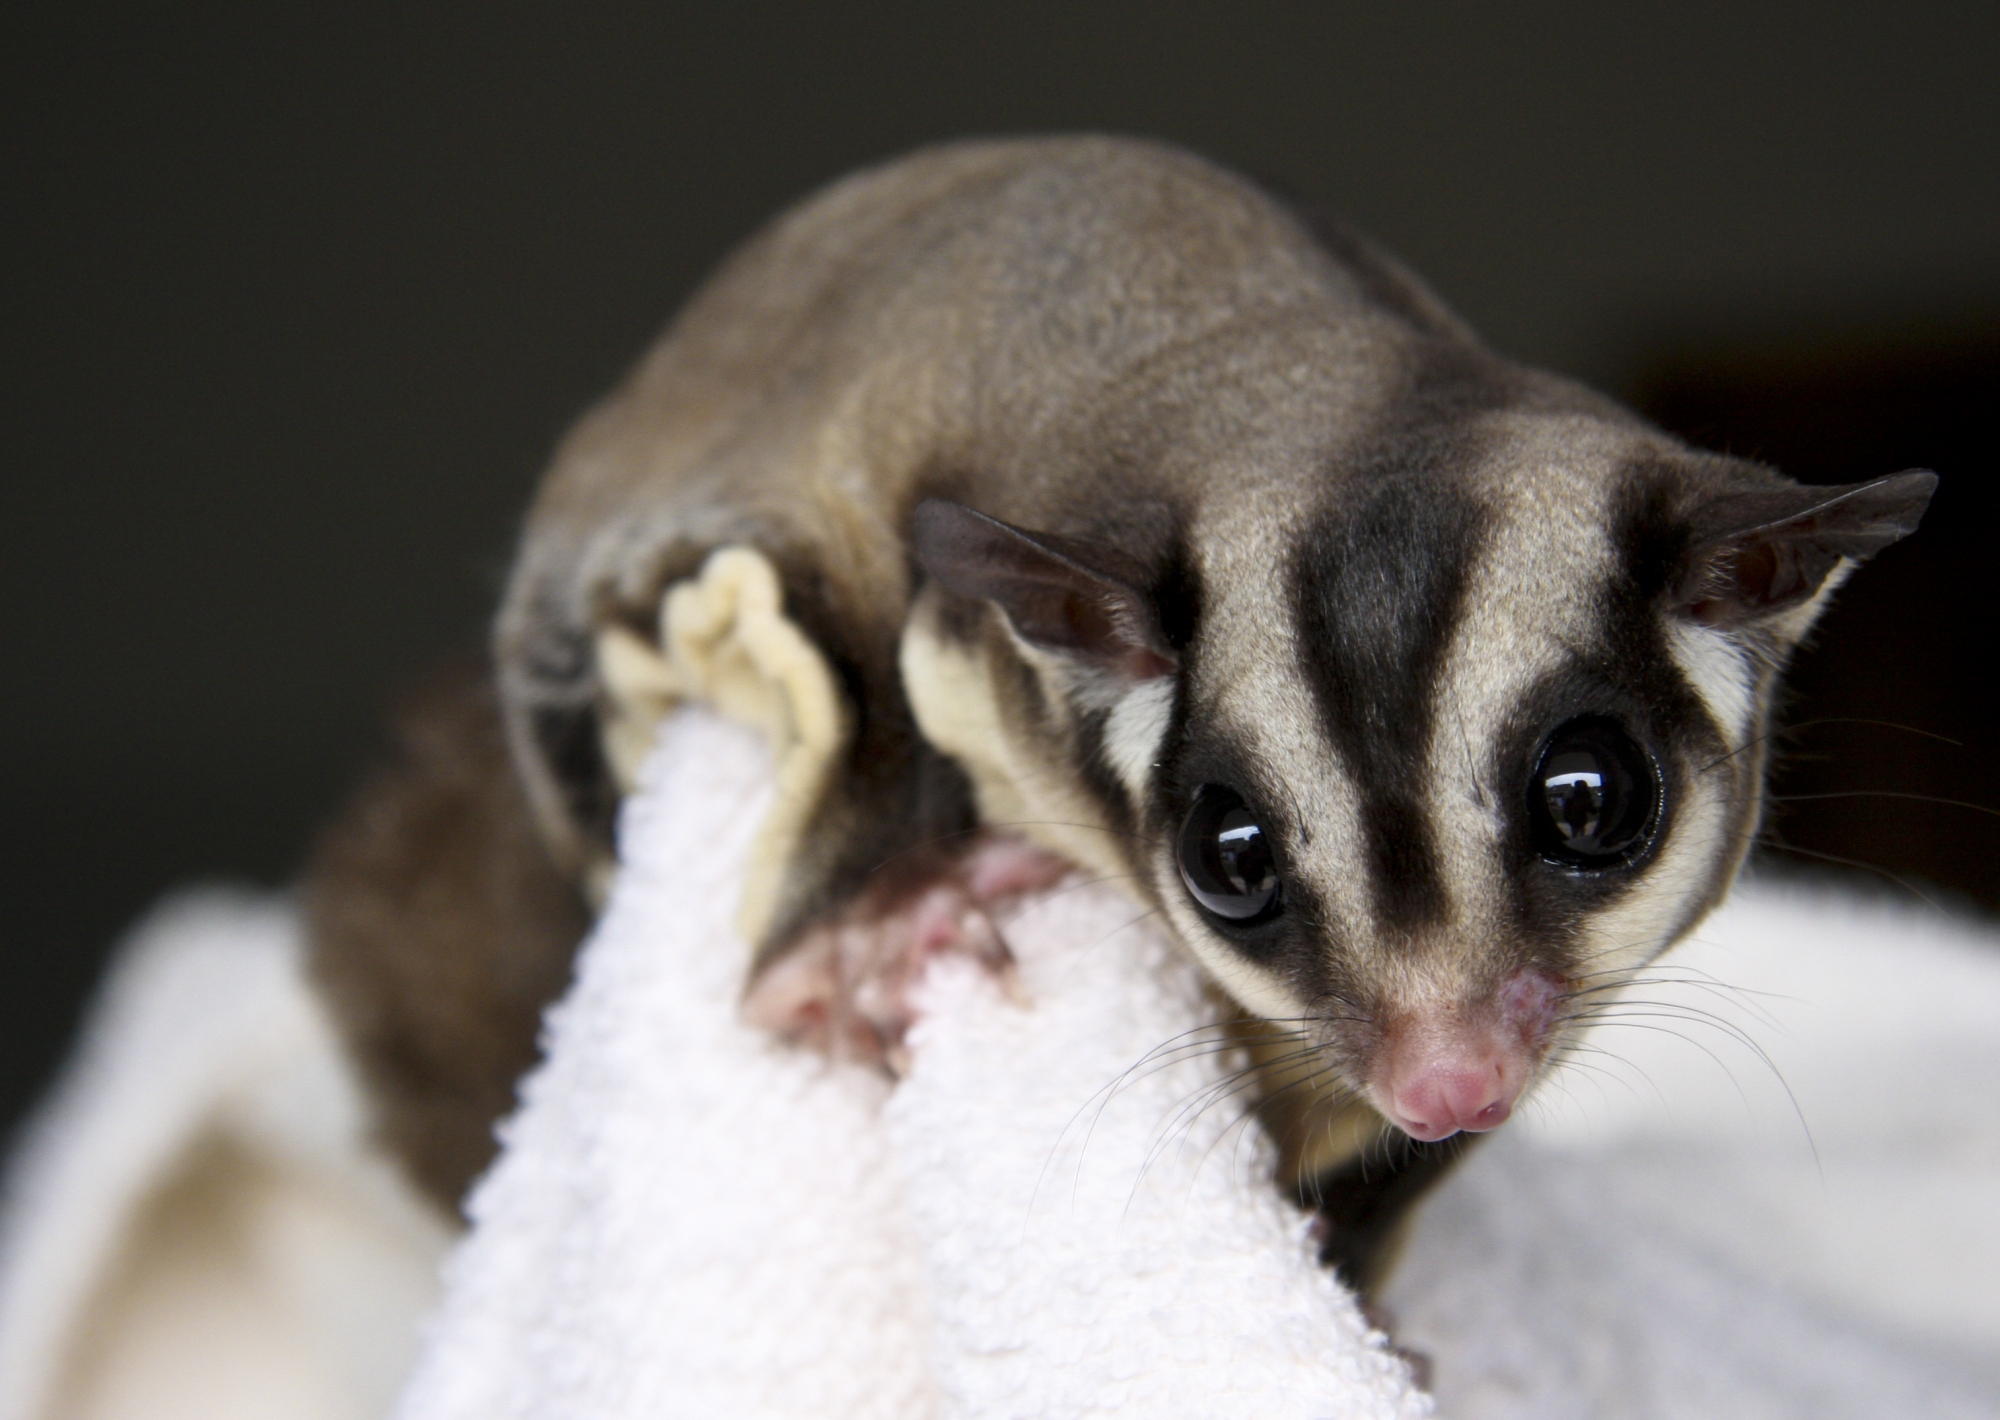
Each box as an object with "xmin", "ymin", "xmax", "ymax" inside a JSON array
[
  {"xmin": 1571, "ymin": 770, "xmax": 1737, "ymax": 983},
  {"xmin": 1145, "ymin": 867, "xmax": 1309, "ymax": 1020},
  {"xmin": 1171, "ymin": 914, "xmax": 1309, "ymax": 1021},
  {"xmin": 1665, "ymin": 619, "xmax": 1755, "ymax": 749},
  {"xmin": 1101, "ymin": 677, "xmax": 1176, "ymax": 798}
]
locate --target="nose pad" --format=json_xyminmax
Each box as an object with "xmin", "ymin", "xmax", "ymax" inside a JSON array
[
  {"xmin": 1384, "ymin": 1064, "xmax": 1515, "ymax": 1142},
  {"xmin": 1370, "ymin": 965, "xmax": 1562, "ymax": 1142}
]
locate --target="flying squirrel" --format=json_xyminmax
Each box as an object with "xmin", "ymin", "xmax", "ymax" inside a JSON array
[{"xmin": 305, "ymin": 135, "xmax": 1934, "ymax": 1289}]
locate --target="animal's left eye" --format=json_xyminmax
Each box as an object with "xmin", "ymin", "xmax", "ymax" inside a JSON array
[
  {"xmin": 1529, "ymin": 717, "xmax": 1661, "ymax": 868},
  {"xmin": 1177, "ymin": 786, "xmax": 1282, "ymax": 923}
]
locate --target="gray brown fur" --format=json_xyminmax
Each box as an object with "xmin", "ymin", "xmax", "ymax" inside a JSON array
[
  {"xmin": 496, "ymin": 138, "xmax": 1484, "ymax": 922},
  {"xmin": 305, "ymin": 661, "xmax": 589, "ymax": 1212},
  {"xmin": 499, "ymin": 132, "xmax": 1923, "ymax": 1003}
]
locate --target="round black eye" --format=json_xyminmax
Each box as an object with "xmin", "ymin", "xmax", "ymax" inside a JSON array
[
  {"xmin": 1177, "ymin": 786, "xmax": 1282, "ymax": 922},
  {"xmin": 1529, "ymin": 717, "xmax": 1661, "ymax": 868}
]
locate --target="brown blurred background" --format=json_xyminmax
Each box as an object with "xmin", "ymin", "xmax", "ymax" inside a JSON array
[{"xmin": 5, "ymin": 3, "xmax": 1995, "ymax": 1140}]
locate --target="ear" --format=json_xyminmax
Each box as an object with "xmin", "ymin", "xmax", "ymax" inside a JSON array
[
  {"xmin": 911, "ymin": 498, "xmax": 1178, "ymax": 681},
  {"xmin": 1676, "ymin": 470, "xmax": 1937, "ymax": 628}
]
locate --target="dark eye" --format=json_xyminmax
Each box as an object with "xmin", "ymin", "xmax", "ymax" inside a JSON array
[
  {"xmin": 1529, "ymin": 717, "xmax": 1662, "ymax": 868},
  {"xmin": 1177, "ymin": 786, "xmax": 1282, "ymax": 922}
]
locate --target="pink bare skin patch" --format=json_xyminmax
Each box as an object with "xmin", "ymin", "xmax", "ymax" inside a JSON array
[
  {"xmin": 1369, "ymin": 965, "xmax": 1564, "ymax": 1142},
  {"xmin": 742, "ymin": 835, "xmax": 1072, "ymax": 1073}
]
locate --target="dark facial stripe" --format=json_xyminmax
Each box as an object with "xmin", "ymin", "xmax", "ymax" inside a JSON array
[
  {"xmin": 1293, "ymin": 468, "xmax": 1486, "ymax": 929},
  {"xmin": 1489, "ymin": 463, "xmax": 1742, "ymax": 964}
]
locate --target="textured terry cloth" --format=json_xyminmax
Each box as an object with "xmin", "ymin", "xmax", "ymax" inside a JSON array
[
  {"xmin": 886, "ymin": 906, "xmax": 1426, "ymax": 1419},
  {"xmin": 19, "ymin": 709, "xmax": 1997, "ymax": 1419},
  {"xmin": 0, "ymin": 890, "xmax": 451, "ymax": 1420},
  {"xmin": 1384, "ymin": 881, "xmax": 2000, "ymax": 1419},
  {"xmin": 392, "ymin": 709, "xmax": 938, "ymax": 1420},
  {"xmin": 395, "ymin": 705, "xmax": 1427, "ymax": 1420}
]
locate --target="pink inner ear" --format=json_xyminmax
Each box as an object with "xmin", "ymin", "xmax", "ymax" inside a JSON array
[
  {"xmin": 1677, "ymin": 469, "xmax": 1935, "ymax": 627},
  {"xmin": 1684, "ymin": 532, "xmax": 1841, "ymax": 627},
  {"xmin": 1058, "ymin": 589, "xmax": 1176, "ymax": 680},
  {"xmin": 913, "ymin": 499, "xmax": 1179, "ymax": 676},
  {"xmin": 1057, "ymin": 587, "xmax": 1129, "ymax": 658}
]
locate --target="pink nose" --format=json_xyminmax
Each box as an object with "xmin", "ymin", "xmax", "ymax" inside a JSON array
[
  {"xmin": 1384, "ymin": 1065, "xmax": 1515, "ymax": 1142},
  {"xmin": 1371, "ymin": 966, "xmax": 1562, "ymax": 1142}
]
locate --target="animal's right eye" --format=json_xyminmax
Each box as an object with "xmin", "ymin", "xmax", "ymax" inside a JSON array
[
  {"xmin": 1528, "ymin": 717, "xmax": 1662, "ymax": 868},
  {"xmin": 1177, "ymin": 786, "xmax": 1282, "ymax": 923}
]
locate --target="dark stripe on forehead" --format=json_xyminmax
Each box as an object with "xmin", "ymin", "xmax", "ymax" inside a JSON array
[
  {"xmin": 1293, "ymin": 468, "xmax": 1485, "ymax": 929},
  {"xmin": 1490, "ymin": 463, "xmax": 1742, "ymax": 964}
]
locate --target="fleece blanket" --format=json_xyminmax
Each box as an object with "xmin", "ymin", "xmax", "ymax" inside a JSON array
[{"xmin": 3, "ymin": 704, "xmax": 1997, "ymax": 1417}]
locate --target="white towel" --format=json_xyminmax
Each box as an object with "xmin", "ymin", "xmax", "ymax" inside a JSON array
[
  {"xmin": 7, "ymin": 704, "xmax": 1997, "ymax": 1418},
  {"xmin": 395, "ymin": 705, "xmax": 1426, "ymax": 1419},
  {"xmin": 391, "ymin": 709, "xmax": 938, "ymax": 1420}
]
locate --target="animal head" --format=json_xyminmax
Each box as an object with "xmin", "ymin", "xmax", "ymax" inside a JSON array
[{"xmin": 904, "ymin": 422, "xmax": 1933, "ymax": 1142}]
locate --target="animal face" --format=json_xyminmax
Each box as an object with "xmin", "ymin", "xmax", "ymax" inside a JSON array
[{"xmin": 906, "ymin": 428, "xmax": 1932, "ymax": 1142}]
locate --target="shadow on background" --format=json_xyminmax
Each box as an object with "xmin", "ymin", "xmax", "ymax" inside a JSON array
[{"xmin": 5, "ymin": 3, "xmax": 1996, "ymax": 1139}]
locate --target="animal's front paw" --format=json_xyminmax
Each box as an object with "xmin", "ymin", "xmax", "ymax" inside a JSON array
[{"xmin": 741, "ymin": 835, "xmax": 1071, "ymax": 1071}]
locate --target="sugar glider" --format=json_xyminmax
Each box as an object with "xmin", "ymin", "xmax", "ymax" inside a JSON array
[{"xmin": 307, "ymin": 135, "xmax": 1933, "ymax": 1284}]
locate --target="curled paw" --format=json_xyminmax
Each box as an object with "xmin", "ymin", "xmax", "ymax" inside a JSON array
[{"xmin": 741, "ymin": 835, "xmax": 1070, "ymax": 1071}]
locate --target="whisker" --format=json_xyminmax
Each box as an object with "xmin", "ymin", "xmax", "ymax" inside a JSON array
[
  {"xmin": 863, "ymin": 819, "xmax": 1165, "ymax": 881},
  {"xmin": 1545, "ymin": 1043, "xmax": 1658, "ymax": 1114},
  {"xmin": 1034, "ymin": 1023, "xmax": 1280, "ymax": 1214},
  {"xmin": 1455, "ymin": 705, "xmax": 1490, "ymax": 810},
  {"xmin": 984, "ymin": 819, "xmax": 1166, "ymax": 849},
  {"xmin": 994, "ymin": 871, "xmax": 1151, "ymax": 929},
  {"xmin": 1143, "ymin": 1044, "xmax": 1328, "ymax": 1169},
  {"xmin": 1696, "ymin": 716, "xmax": 1960, "ymax": 775},
  {"xmin": 1562, "ymin": 975, "xmax": 1792, "ymax": 1032},
  {"xmin": 1089, "ymin": 905, "xmax": 1168, "ymax": 955},
  {"xmin": 1125, "ymin": 1029, "xmax": 1359, "ymax": 1213},
  {"xmin": 1770, "ymin": 789, "xmax": 2000, "ymax": 821},
  {"xmin": 1166, "ymin": 1061, "xmax": 1346, "ymax": 1211},
  {"xmin": 1035, "ymin": 1014, "xmax": 1321, "ymax": 1217},
  {"xmin": 1130, "ymin": 1062, "xmax": 1276, "ymax": 1201},
  {"xmin": 1565, "ymin": 1011, "xmax": 1821, "ymax": 1175},
  {"xmin": 1566, "ymin": 1002, "xmax": 1777, "ymax": 1064},
  {"xmin": 1780, "ymin": 717, "xmax": 1963, "ymax": 748},
  {"xmin": 1753, "ymin": 837, "xmax": 1946, "ymax": 912}
]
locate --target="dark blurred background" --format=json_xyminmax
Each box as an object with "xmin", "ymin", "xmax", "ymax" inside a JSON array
[{"xmin": 5, "ymin": 4, "xmax": 1996, "ymax": 1139}]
